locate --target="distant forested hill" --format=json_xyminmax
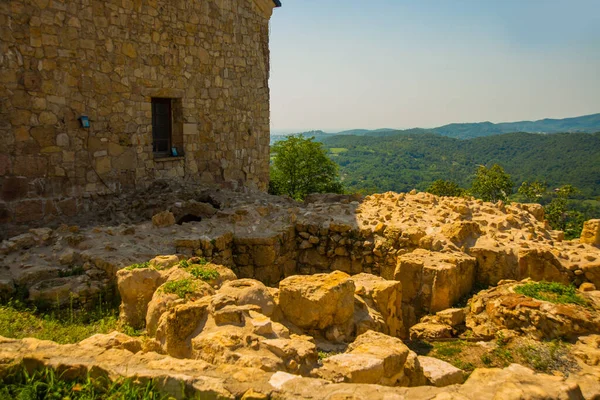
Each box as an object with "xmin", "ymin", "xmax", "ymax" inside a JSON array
[
  {"xmin": 430, "ymin": 113, "xmax": 600, "ymax": 139},
  {"xmin": 323, "ymin": 132, "xmax": 600, "ymax": 197}
]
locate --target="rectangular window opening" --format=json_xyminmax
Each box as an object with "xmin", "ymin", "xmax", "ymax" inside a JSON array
[{"xmin": 152, "ymin": 97, "xmax": 183, "ymax": 157}]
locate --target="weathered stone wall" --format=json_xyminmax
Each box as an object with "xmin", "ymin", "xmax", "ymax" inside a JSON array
[{"xmin": 0, "ymin": 0, "xmax": 275, "ymax": 224}]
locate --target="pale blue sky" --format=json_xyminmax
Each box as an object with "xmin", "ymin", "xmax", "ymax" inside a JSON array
[{"xmin": 269, "ymin": 0, "xmax": 600, "ymax": 132}]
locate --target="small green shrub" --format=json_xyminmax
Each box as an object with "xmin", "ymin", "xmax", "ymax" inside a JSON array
[
  {"xmin": 514, "ymin": 281, "xmax": 587, "ymax": 306},
  {"xmin": 125, "ymin": 261, "xmax": 151, "ymax": 271},
  {"xmin": 188, "ymin": 265, "xmax": 219, "ymax": 281},
  {"xmin": 179, "ymin": 259, "xmax": 190, "ymax": 268},
  {"xmin": 480, "ymin": 353, "xmax": 493, "ymax": 366},
  {"xmin": 317, "ymin": 350, "xmax": 340, "ymax": 364},
  {"xmin": 160, "ymin": 279, "xmax": 197, "ymax": 299},
  {"xmin": 0, "ymin": 366, "xmax": 168, "ymax": 400}
]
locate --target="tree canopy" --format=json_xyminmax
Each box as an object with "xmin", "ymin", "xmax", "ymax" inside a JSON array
[
  {"xmin": 470, "ymin": 164, "xmax": 514, "ymax": 203},
  {"xmin": 269, "ymin": 135, "xmax": 343, "ymax": 200},
  {"xmin": 426, "ymin": 180, "xmax": 465, "ymax": 197}
]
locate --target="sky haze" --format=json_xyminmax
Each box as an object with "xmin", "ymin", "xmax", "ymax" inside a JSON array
[{"xmin": 269, "ymin": 0, "xmax": 600, "ymax": 133}]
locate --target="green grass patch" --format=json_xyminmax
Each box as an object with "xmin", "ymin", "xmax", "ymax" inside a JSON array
[
  {"xmin": 432, "ymin": 341, "xmax": 464, "ymax": 358},
  {"xmin": 125, "ymin": 261, "xmax": 151, "ymax": 271},
  {"xmin": 159, "ymin": 279, "xmax": 197, "ymax": 299},
  {"xmin": 0, "ymin": 366, "xmax": 168, "ymax": 400},
  {"xmin": 187, "ymin": 265, "xmax": 219, "ymax": 282},
  {"xmin": 0, "ymin": 300, "xmax": 119, "ymax": 344},
  {"xmin": 516, "ymin": 340, "xmax": 577, "ymax": 374},
  {"xmin": 514, "ymin": 281, "xmax": 587, "ymax": 306}
]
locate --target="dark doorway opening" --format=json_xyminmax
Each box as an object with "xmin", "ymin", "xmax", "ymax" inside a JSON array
[{"xmin": 151, "ymin": 98, "xmax": 172, "ymax": 155}]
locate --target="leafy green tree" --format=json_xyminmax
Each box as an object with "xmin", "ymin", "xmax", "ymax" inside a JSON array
[
  {"xmin": 518, "ymin": 180, "xmax": 547, "ymax": 202},
  {"xmin": 544, "ymin": 185, "xmax": 584, "ymax": 238},
  {"xmin": 269, "ymin": 135, "xmax": 343, "ymax": 200},
  {"xmin": 426, "ymin": 179, "xmax": 465, "ymax": 197},
  {"xmin": 470, "ymin": 164, "xmax": 514, "ymax": 202}
]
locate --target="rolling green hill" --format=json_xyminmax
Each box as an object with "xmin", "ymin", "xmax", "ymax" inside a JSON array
[
  {"xmin": 430, "ymin": 113, "xmax": 600, "ymax": 139},
  {"xmin": 322, "ymin": 131, "xmax": 600, "ymax": 197}
]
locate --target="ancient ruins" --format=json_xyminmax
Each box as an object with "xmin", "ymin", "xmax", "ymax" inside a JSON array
[
  {"xmin": 1, "ymin": 184, "xmax": 600, "ymax": 398},
  {"xmin": 2, "ymin": 0, "xmax": 600, "ymax": 398}
]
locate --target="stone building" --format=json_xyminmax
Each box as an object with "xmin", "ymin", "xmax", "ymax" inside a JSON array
[{"xmin": 0, "ymin": 0, "xmax": 281, "ymax": 224}]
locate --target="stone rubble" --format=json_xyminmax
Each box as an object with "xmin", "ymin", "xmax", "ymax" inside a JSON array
[
  {"xmin": 1, "ymin": 188, "xmax": 600, "ymax": 398},
  {"xmin": 2, "ymin": 188, "xmax": 600, "ymax": 320}
]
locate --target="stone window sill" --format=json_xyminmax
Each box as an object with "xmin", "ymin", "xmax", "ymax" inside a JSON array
[{"xmin": 154, "ymin": 156, "xmax": 185, "ymax": 162}]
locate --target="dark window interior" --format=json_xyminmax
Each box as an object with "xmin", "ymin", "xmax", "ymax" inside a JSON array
[{"xmin": 152, "ymin": 98, "xmax": 172, "ymax": 154}]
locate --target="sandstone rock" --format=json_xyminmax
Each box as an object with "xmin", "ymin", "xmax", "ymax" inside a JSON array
[
  {"xmin": 417, "ymin": 356, "xmax": 465, "ymax": 387},
  {"xmin": 315, "ymin": 353, "xmax": 386, "ymax": 384},
  {"xmin": 517, "ymin": 248, "xmax": 572, "ymax": 285},
  {"xmin": 581, "ymin": 219, "xmax": 600, "ymax": 246},
  {"xmin": 315, "ymin": 330, "xmax": 424, "ymax": 387},
  {"xmin": 469, "ymin": 241, "xmax": 518, "ymax": 286},
  {"xmin": 580, "ymin": 282, "xmax": 596, "ymax": 292},
  {"xmin": 217, "ymin": 279, "xmax": 275, "ymax": 317},
  {"xmin": 352, "ymin": 294, "xmax": 387, "ymax": 338},
  {"xmin": 352, "ymin": 273, "xmax": 404, "ymax": 337},
  {"xmin": 0, "ymin": 336, "xmax": 590, "ymax": 400},
  {"xmin": 79, "ymin": 331, "xmax": 142, "ymax": 353},
  {"xmin": 189, "ymin": 306, "xmax": 316, "ymax": 374},
  {"xmin": 409, "ymin": 322, "xmax": 454, "ymax": 341},
  {"xmin": 435, "ymin": 308, "xmax": 467, "ymax": 327},
  {"xmin": 117, "ymin": 267, "xmax": 164, "ymax": 329},
  {"xmin": 466, "ymin": 280, "xmax": 600, "ymax": 340},
  {"xmin": 521, "ymin": 203, "xmax": 545, "ymax": 222},
  {"xmin": 582, "ymin": 262, "xmax": 600, "ymax": 288},
  {"xmin": 572, "ymin": 335, "xmax": 600, "ymax": 366},
  {"xmin": 146, "ymin": 291, "xmax": 184, "ymax": 336},
  {"xmin": 395, "ymin": 249, "xmax": 476, "ymax": 326},
  {"xmin": 461, "ymin": 363, "xmax": 584, "ymax": 400},
  {"xmin": 278, "ymin": 271, "xmax": 355, "ymax": 331},
  {"xmin": 152, "ymin": 211, "xmax": 176, "ymax": 228},
  {"xmin": 441, "ymin": 221, "xmax": 481, "ymax": 246},
  {"xmin": 149, "ymin": 255, "xmax": 180, "ymax": 270},
  {"xmin": 155, "ymin": 300, "xmax": 210, "ymax": 358}
]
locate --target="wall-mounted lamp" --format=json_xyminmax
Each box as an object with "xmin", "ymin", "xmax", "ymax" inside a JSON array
[{"xmin": 79, "ymin": 116, "xmax": 90, "ymax": 128}]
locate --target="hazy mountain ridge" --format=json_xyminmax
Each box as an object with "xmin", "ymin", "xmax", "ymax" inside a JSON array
[
  {"xmin": 432, "ymin": 113, "xmax": 600, "ymax": 139},
  {"xmin": 272, "ymin": 113, "xmax": 600, "ymax": 143}
]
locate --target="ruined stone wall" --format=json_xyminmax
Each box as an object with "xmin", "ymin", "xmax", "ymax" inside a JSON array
[{"xmin": 0, "ymin": 0, "xmax": 275, "ymax": 224}]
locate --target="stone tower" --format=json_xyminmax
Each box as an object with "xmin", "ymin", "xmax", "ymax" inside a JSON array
[{"xmin": 0, "ymin": 0, "xmax": 281, "ymax": 224}]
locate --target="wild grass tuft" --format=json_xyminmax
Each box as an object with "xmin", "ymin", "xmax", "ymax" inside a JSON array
[
  {"xmin": 159, "ymin": 279, "xmax": 197, "ymax": 299},
  {"xmin": 187, "ymin": 265, "xmax": 219, "ymax": 281},
  {"xmin": 514, "ymin": 281, "xmax": 587, "ymax": 306},
  {"xmin": 0, "ymin": 366, "xmax": 169, "ymax": 400},
  {"xmin": 125, "ymin": 261, "xmax": 152, "ymax": 271},
  {"xmin": 0, "ymin": 299, "xmax": 119, "ymax": 344}
]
